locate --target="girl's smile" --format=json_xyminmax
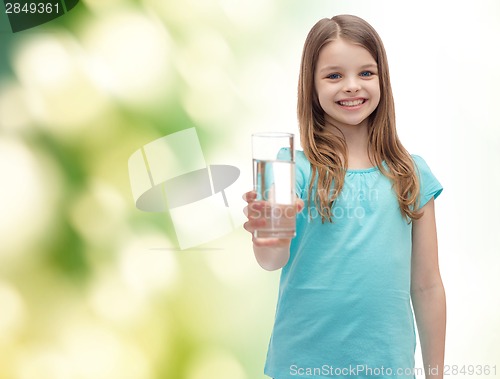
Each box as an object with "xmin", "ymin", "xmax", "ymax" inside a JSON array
[{"xmin": 336, "ymin": 97, "xmax": 367, "ymax": 109}]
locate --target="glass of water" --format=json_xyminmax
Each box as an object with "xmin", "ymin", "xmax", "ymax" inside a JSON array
[{"xmin": 252, "ymin": 132, "xmax": 296, "ymax": 238}]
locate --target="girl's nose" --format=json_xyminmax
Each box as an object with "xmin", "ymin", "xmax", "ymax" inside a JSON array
[{"xmin": 343, "ymin": 77, "xmax": 361, "ymax": 93}]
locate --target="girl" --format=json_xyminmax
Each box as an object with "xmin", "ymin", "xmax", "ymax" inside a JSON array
[{"xmin": 244, "ymin": 15, "xmax": 446, "ymax": 379}]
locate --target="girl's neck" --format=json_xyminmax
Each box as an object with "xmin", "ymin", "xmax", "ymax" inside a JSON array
[{"xmin": 326, "ymin": 119, "xmax": 373, "ymax": 169}]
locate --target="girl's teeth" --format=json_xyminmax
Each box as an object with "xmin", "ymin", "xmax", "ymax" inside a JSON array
[{"xmin": 339, "ymin": 100, "xmax": 364, "ymax": 106}]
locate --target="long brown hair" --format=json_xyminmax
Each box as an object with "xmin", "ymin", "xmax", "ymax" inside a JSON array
[{"xmin": 298, "ymin": 14, "xmax": 421, "ymax": 222}]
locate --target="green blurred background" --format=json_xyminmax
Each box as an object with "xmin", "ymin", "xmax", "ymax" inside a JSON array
[{"xmin": 0, "ymin": 1, "xmax": 499, "ymax": 378}]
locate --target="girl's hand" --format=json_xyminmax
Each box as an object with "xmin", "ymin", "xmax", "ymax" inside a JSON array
[
  {"xmin": 243, "ymin": 190, "xmax": 303, "ymax": 270},
  {"xmin": 242, "ymin": 190, "xmax": 304, "ymax": 247}
]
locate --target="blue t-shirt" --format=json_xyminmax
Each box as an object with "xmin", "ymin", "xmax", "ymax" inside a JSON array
[{"xmin": 264, "ymin": 151, "xmax": 443, "ymax": 379}]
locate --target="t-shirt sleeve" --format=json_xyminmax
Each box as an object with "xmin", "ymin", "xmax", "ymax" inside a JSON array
[
  {"xmin": 412, "ymin": 155, "xmax": 443, "ymax": 209},
  {"xmin": 294, "ymin": 151, "xmax": 310, "ymax": 200}
]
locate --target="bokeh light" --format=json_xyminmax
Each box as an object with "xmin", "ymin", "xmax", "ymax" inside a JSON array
[
  {"xmin": 0, "ymin": 80, "xmax": 31, "ymax": 132},
  {"xmin": 0, "ymin": 138, "xmax": 60, "ymax": 262},
  {"xmin": 0, "ymin": 281, "xmax": 26, "ymax": 343},
  {"xmin": 186, "ymin": 348, "xmax": 247, "ymax": 379},
  {"xmin": 118, "ymin": 233, "xmax": 179, "ymax": 297},
  {"xmin": 82, "ymin": 9, "xmax": 172, "ymax": 106},
  {"xmin": 12, "ymin": 33, "xmax": 108, "ymax": 135},
  {"xmin": 176, "ymin": 29, "xmax": 236, "ymax": 126},
  {"xmin": 68, "ymin": 179, "xmax": 127, "ymax": 246}
]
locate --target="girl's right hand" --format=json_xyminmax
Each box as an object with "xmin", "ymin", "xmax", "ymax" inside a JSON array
[{"xmin": 242, "ymin": 190, "xmax": 304, "ymax": 247}]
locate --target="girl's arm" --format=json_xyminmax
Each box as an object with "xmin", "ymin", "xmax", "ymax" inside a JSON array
[
  {"xmin": 410, "ymin": 198, "xmax": 446, "ymax": 379},
  {"xmin": 243, "ymin": 191, "xmax": 302, "ymax": 271}
]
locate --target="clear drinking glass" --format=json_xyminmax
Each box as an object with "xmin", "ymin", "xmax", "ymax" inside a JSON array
[{"xmin": 252, "ymin": 132, "xmax": 296, "ymax": 238}]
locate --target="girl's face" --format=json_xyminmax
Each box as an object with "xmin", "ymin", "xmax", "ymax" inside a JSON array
[{"xmin": 314, "ymin": 38, "xmax": 380, "ymax": 132}]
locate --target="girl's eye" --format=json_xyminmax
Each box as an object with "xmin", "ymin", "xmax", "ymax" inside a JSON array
[
  {"xmin": 327, "ymin": 73, "xmax": 341, "ymax": 80},
  {"xmin": 360, "ymin": 71, "xmax": 373, "ymax": 77}
]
